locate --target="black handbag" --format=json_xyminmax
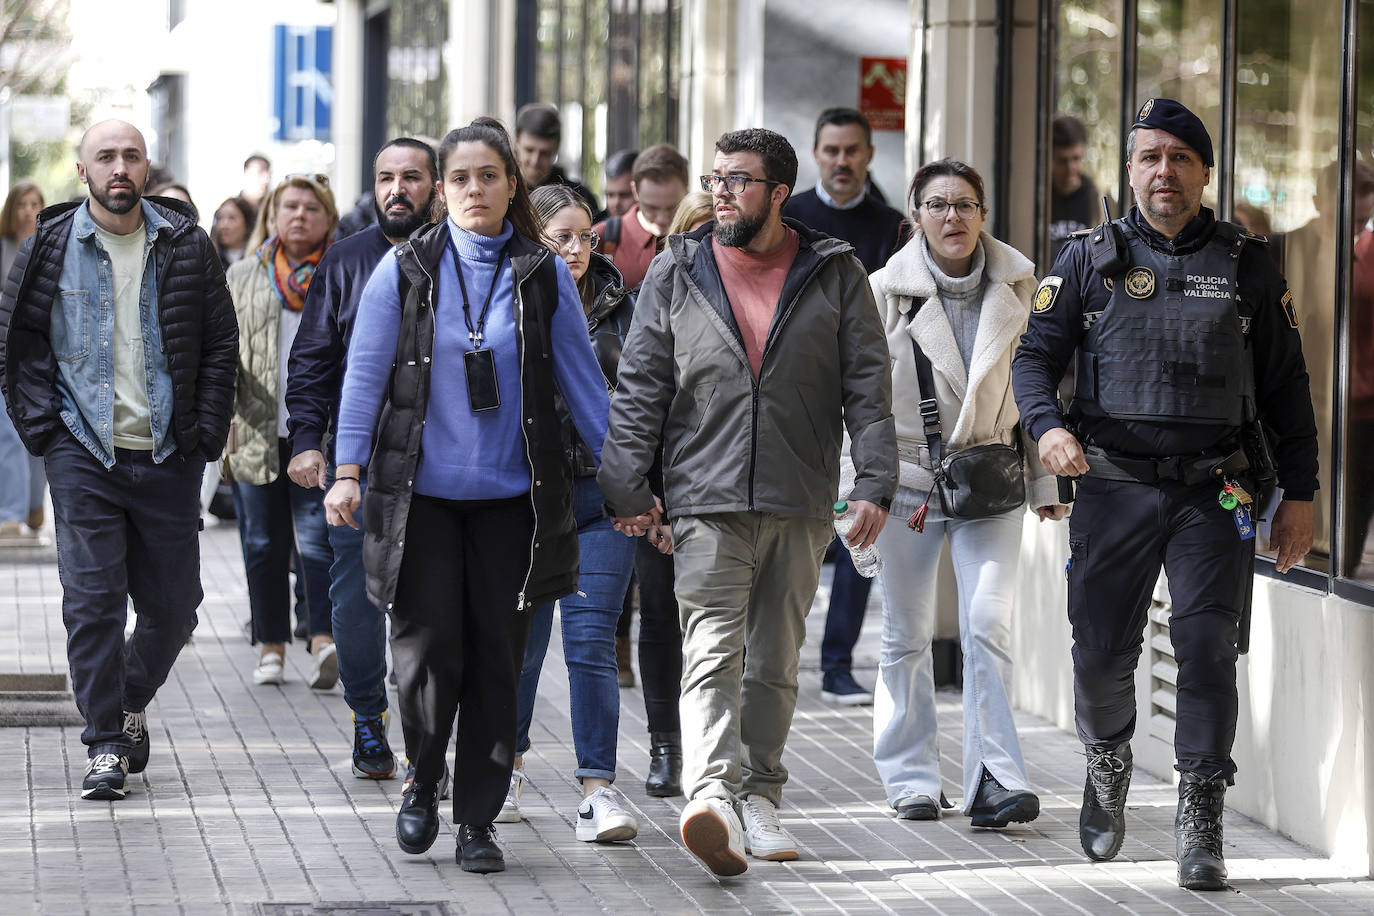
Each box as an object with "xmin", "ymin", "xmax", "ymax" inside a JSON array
[{"xmin": 907, "ymin": 335, "xmax": 1024, "ymax": 531}]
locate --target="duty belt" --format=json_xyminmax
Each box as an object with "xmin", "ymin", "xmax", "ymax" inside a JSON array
[{"xmin": 1082, "ymin": 444, "xmax": 1249, "ymax": 487}]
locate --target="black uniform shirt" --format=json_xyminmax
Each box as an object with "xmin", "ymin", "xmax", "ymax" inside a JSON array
[{"xmin": 1012, "ymin": 206, "xmax": 1319, "ymax": 499}]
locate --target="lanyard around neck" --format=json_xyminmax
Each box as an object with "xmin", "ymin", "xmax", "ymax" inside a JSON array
[{"xmin": 448, "ymin": 240, "xmax": 508, "ymax": 350}]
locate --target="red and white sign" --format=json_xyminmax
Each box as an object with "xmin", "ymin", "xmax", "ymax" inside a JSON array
[{"xmin": 860, "ymin": 57, "xmax": 907, "ymax": 131}]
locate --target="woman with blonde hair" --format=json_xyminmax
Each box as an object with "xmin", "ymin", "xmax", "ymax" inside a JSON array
[
  {"xmin": 225, "ymin": 174, "xmax": 340, "ymax": 688},
  {"xmin": 668, "ymin": 191, "xmax": 713, "ymax": 236}
]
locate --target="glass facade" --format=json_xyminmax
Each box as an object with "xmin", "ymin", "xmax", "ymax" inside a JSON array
[
  {"xmin": 531, "ymin": 0, "xmax": 682, "ymax": 201},
  {"xmin": 1044, "ymin": 0, "xmax": 1371, "ymax": 595}
]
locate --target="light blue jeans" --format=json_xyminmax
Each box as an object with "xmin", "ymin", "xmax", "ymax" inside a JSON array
[
  {"xmin": 0, "ymin": 405, "xmax": 44, "ymax": 523},
  {"xmin": 872, "ymin": 487, "xmax": 1031, "ymax": 813}
]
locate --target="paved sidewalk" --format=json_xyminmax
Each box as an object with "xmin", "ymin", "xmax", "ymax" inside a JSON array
[{"xmin": 2, "ymin": 521, "xmax": 1372, "ymax": 914}]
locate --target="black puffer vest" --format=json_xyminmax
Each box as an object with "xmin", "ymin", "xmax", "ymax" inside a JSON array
[
  {"xmin": 359, "ymin": 222, "xmax": 578, "ymax": 614},
  {"xmin": 1075, "ymin": 219, "xmax": 1252, "ymax": 426}
]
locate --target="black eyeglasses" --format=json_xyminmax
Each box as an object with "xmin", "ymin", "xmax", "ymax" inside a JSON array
[
  {"xmin": 919, "ymin": 198, "xmax": 984, "ymax": 220},
  {"xmin": 700, "ymin": 175, "xmax": 780, "ymax": 194}
]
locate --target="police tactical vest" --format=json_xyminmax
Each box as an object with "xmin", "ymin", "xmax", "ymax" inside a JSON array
[{"xmin": 1075, "ymin": 220, "xmax": 1253, "ymax": 426}]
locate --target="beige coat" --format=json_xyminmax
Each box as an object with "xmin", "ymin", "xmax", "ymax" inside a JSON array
[
  {"xmin": 868, "ymin": 230, "xmax": 1059, "ymax": 511},
  {"xmin": 224, "ymin": 253, "xmax": 287, "ymax": 486}
]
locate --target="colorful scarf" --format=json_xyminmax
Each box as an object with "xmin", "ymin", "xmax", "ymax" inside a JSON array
[{"xmin": 258, "ymin": 237, "xmax": 327, "ymax": 311}]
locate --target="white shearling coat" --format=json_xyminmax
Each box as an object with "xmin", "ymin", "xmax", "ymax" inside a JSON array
[{"xmin": 866, "ymin": 229, "xmax": 1060, "ymax": 512}]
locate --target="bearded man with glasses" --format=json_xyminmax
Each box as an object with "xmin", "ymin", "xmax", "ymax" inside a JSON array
[{"xmin": 599, "ymin": 127, "xmax": 897, "ymax": 877}]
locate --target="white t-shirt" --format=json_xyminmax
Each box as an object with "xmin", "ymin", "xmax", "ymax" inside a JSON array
[{"xmin": 94, "ymin": 223, "xmax": 154, "ymax": 450}]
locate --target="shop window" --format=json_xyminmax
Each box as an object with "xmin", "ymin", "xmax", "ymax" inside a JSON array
[
  {"xmin": 1344, "ymin": 0, "xmax": 1374, "ymax": 583},
  {"xmin": 1048, "ymin": 0, "xmax": 1124, "ymax": 266},
  {"xmin": 1233, "ymin": 0, "xmax": 1343, "ymax": 573}
]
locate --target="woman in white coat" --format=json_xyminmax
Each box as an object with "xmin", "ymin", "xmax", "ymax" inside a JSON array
[{"xmin": 869, "ymin": 158, "xmax": 1067, "ymax": 827}]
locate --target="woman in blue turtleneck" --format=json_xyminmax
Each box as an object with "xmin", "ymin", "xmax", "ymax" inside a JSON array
[{"xmin": 325, "ymin": 118, "xmax": 616, "ymax": 874}]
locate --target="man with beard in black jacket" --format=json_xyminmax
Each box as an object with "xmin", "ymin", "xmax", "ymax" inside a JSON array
[
  {"xmin": 0, "ymin": 119, "xmax": 238, "ymax": 801},
  {"xmin": 285, "ymin": 138, "xmax": 441, "ymax": 788}
]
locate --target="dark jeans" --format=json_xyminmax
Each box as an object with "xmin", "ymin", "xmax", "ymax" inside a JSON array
[
  {"xmin": 1067, "ymin": 475, "xmax": 1252, "ymax": 779},
  {"xmin": 325, "ymin": 469, "xmax": 389, "ymax": 720},
  {"xmin": 635, "ymin": 535, "xmax": 682, "ymax": 734},
  {"xmin": 391, "ymin": 493, "xmax": 535, "ymax": 824},
  {"xmin": 232, "ymin": 439, "xmax": 333, "ymax": 645},
  {"xmin": 821, "ymin": 538, "xmax": 873, "ymax": 674},
  {"xmin": 45, "ymin": 432, "xmax": 205, "ymax": 755}
]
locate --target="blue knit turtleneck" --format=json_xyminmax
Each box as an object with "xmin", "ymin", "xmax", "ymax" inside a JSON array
[{"xmin": 336, "ymin": 218, "xmax": 610, "ymax": 500}]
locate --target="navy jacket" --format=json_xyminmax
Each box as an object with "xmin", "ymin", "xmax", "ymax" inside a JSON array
[
  {"xmin": 783, "ymin": 189, "xmax": 906, "ymax": 274},
  {"xmin": 286, "ymin": 224, "xmax": 393, "ymax": 458}
]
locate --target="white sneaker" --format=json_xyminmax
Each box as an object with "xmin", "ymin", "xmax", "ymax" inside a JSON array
[
  {"xmin": 495, "ymin": 762, "xmax": 525, "ymax": 823},
  {"xmin": 740, "ymin": 794, "xmax": 798, "ymax": 861},
  {"xmin": 680, "ymin": 797, "xmax": 748, "ymax": 876},
  {"xmin": 575, "ymin": 785, "xmax": 638, "ymax": 842},
  {"xmin": 308, "ymin": 642, "xmax": 339, "ymax": 690},
  {"xmin": 252, "ymin": 651, "xmax": 285, "ymax": 685}
]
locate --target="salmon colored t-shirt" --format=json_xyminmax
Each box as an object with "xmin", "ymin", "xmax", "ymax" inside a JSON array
[{"xmin": 712, "ymin": 228, "xmax": 800, "ymax": 377}]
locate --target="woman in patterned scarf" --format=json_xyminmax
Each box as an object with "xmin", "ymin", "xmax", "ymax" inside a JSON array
[{"xmin": 224, "ymin": 174, "xmax": 342, "ymax": 689}]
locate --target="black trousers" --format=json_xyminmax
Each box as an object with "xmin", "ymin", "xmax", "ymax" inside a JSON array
[
  {"xmin": 45, "ymin": 430, "xmax": 205, "ymax": 754},
  {"xmin": 390, "ymin": 493, "xmax": 535, "ymax": 825},
  {"xmin": 1067, "ymin": 475, "xmax": 1253, "ymax": 779},
  {"xmin": 634, "ymin": 537, "xmax": 682, "ymax": 733}
]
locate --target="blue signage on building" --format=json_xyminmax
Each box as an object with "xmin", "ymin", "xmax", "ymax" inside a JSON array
[{"xmin": 274, "ymin": 24, "xmax": 332, "ymax": 141}]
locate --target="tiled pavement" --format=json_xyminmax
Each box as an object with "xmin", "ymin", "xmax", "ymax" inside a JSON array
[{"xmin": 2, "ymin": 521, "xmax": 1373, "ymax": 914}]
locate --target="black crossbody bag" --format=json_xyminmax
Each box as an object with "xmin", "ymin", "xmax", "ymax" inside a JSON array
[{"xmin": 908, "ymin": 335, "xmax": 1025, "ymax": 531}]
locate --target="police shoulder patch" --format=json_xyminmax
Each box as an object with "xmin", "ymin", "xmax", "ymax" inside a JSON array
[
  {"xmin": 1281, "ymin": 288, "xmax": 1298, "ymax": 328},
  {"xmin": 1125, "ymin": 266, "xmax": 1155, "ymax": 299},
  {"xmin": 1033, "ymin": 276, "xmax": 1063, "ymax": 314}
]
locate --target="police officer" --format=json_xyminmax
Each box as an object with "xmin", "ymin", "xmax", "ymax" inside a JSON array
[{"xmin": 1011, "ymin": 98, "xmax": 1317, "ymax": 891}]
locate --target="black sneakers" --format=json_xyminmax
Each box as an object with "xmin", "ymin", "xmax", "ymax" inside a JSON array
[
  {"xmin": 123, "ymin": 710, "xmax": 150, "ymax": 774},
  {"xmin": 352, "ymin": 713, "xmax": 396, "ymax": 779},
  {"xmin": 456, "ymin": 824, "xmax": 505, "ymax": 873},
  {"xmin": 1081, "ymin": 742, "xmax": 1133, "ymax": 861},
  {"xmin": 968, "ymin": 768, "xmax": 1040, "ymax": 828},
  {"xmin": 1176, "ymin": 772, "xmax": 1228, "ymax": 891},
  {"xmin": 82, "ymin": 753, "xmax": 129, "ymax": 800},
  {"xmin": 820, "ymin": 669, "xmax": 874, "ymax": 706}
]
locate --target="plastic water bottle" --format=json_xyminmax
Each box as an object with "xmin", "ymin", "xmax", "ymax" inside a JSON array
[{"xmin": 833, "ymin": 500, "xmax": 883, "ymax": 578}]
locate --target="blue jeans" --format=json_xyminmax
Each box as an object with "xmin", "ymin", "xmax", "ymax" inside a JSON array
[
  {"xmin": 516, "ymin": 476, "xmax": 635, "ymax": 782},
  {"xmin": 232, "ymin": 439, "xmax": 333, "ymax": 645},
  {"xmin": 325, "ymin": 467, "xmax": 388, "ymax": 719},
  {"xmin": 0, "ymin": 405, "xmax": 44, "ymax": 523}
]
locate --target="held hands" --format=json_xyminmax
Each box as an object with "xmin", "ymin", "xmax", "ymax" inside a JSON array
[
  {"xmin": 1269, "ymin": 499, "xmax": 1314, "ymax": 574},
  {"xmin": 288, "ymin": 449, "xmax": 327, "ymax": 489},
  {"xmin": 1038, "ymin": 427, "xmax": 1090, "ymax": 478},
  {"xmin": 843, "ymin": 499, "xmax": 889, "ymax": 550},
  {"xmin": 647, "ymin": 523, "xmax": 674, "ymax": 555},
  {"xmin": 1035, "ymin": 505, "xmax": 1069, "ymax": 521},
  {"xmin": 611, "ymin": 495, "xmax": 664, "ymax": 537}
]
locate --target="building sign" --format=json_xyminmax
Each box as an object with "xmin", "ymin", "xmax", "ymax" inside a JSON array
[
  {"xmin": 860, "ymin": 57, "xmax": 907, "ymax": 131},
  {"xmin": 274, "ymin": 24, "xmax": 333, "ymax": 142}
]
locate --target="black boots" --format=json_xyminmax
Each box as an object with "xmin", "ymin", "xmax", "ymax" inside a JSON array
[
  {"xmin": 645, "ymin": 731, "xmax": 682, "ymax": 797},
  {"xmin": 1176, "ymin": 772, "xmax": 1228, "ymax": 891},
  {"xmin": 968, "ymin": 768, "xmax": 1040, "ymax": 828},
  {"xmin": 396, "ymin": 780, "xmax": 441, "ymax": 854},
  {"xmin": 456, "ymin": 824, "xmax": 506, "ymax": 873},
  {"xmin": 1080, "ymin": 742, "xmax": 1132, "ymax": 861}
]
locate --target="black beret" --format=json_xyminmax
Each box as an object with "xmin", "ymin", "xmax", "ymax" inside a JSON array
[{"xmin": 1131, "ymin": 98, "xmax": 1214, "ymax": 168}]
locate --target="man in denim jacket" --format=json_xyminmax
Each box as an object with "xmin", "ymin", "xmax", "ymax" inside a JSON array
[{"xmin": 0, "ymin": 120, "xmax": 238, "ymax": 801}]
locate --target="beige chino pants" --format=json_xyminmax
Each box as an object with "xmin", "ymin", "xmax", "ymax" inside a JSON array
[{"xmin": 672, "ymin": 511, "xmax": 833, "ymax": 807}]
